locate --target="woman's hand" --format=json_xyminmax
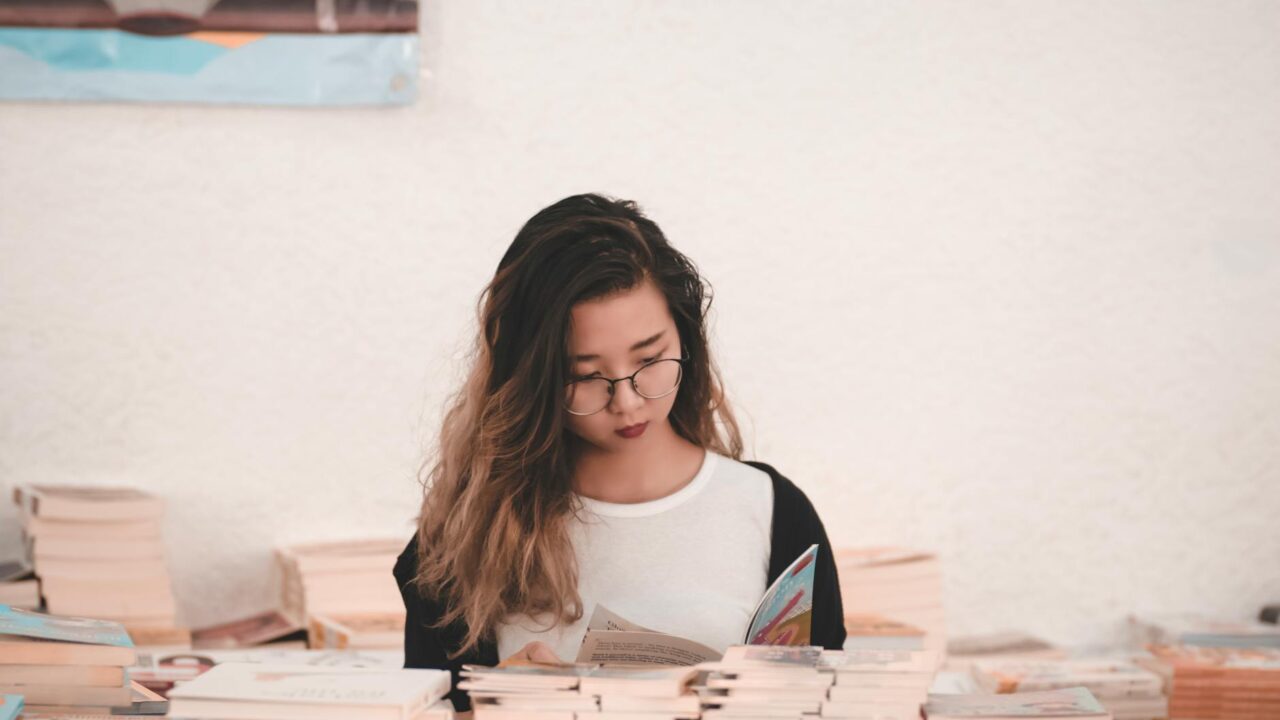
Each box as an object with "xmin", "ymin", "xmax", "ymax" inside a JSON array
[{"xmin": 496, "ymin": 640, "xmax": 564, "ymax": 667}]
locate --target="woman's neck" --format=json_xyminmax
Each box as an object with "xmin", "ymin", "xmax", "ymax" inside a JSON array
[{"xmin": 571, "ymin": 424, "xmax": 706, "ymax": 504}]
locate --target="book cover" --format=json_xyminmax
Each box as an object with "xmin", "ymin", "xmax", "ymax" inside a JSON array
[
  {"xmin": 1145, "ymin": 643, "xmax": 1280, "ymax": 671},
  {"xmin": 722, "ymin": 644, "xmax": 824, "ymax": 668},
  {"xmin": 0, "ymin": 605, "xmax": 134, "ymax": 648},
  {"xmin": 746, "ymin": 544, "xmax": 818, "ymax": 646},
  {"xmin": 973, "ymin": 659, "xmax": 1163, "ymax": 696},
  {"xmin": 925, "ymin": 686, "xmax": 1108, "ymax": 717},
  {"xmin": 167, "ymin": 662, "xmax": 451, "ymax": 708},
  {"xmin": 1130, "ymin": 613, "xmax": 1280, "ymax": 649},
  {"xmin": 0, "ymin": 695, "xmax": 21, "ymax": 720}
]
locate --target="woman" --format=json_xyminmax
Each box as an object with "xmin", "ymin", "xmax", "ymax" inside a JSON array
[{"xmin": 393, "ymin": 193, "xmax": 845, "ymax": 712}]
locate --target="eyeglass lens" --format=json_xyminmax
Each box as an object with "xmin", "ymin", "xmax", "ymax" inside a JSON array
[{"xmin": 565, "ymin": 359, "xmax": 683, "ymax": 415}]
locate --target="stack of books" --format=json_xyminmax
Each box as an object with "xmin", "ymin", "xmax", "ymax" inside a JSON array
[
  {"xmin": 1138, "ymin": 644, "xmax": 1280, "ymax": 720},
  {"xmin": 167, "ymin": 662, "xmax": 454, "ymax": 719},
  {"xmin": 698, "ymin": 645, "xmax": 830, "ymax": 718},
  {"xmin": 970, "ymin": 658, "xmax": 1167, "ymax": 720},
  {"xmin": 836, "ymin": 546, "xmax": 947, "ymax": 655},
  {"xmin": 924, "ymin": 686, "xmax": 1113, "ymax": 719},
  {"xmin": 276, "ymin": 538, "xmax": 405, "ymax": 626},
  {"xmin": 820, "ymin": 644, "xmax": 940, "ymax": 719},
  {"xmin": 586, "ymin": 666, "xmax": 706, "ymax": 717},
  {"xmin": 463, "ymin": 663, "xmax": 700, "ymax": 719},
  {"xmin": 12, "ymin": 484, "xmax": 187, "ymax": 645},
  {"xmin": 0, "ymin": 561, "xmax": 38, "ymax": 610},
  {"xmin": 460, "ymin": 663, "xmax": 599, "ymax": 718},
  {"xmin": 0, "ymin": 605, "xmax": 166, "ymax": 715},
  {"xmin": 1129, "ymin": 613, "xmax": 1280, "ymax": 649},
  {"xmin": 582, "ymin": 667, "xmax": 703, "ymax": 719},
  {"xmin": 945, "ymin": 631, "xmax": 1065, "ymax": 671}
]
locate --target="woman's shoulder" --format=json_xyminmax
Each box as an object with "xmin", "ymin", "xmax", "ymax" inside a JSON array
[
  {"xmin": 393, "ymin": 533, "xmax": 420, "ymax": 589},
  {"xmin": 737, "ymin": 458, "xmax": 814, "ymax": 513},
  {"xmin": 703, "ymin": 451, "xmax": 774, "ymax": 508}
]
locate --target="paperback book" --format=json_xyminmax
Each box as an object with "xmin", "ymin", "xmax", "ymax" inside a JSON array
[{"xmin": 575, "ymin": 545, "xmax": 819, "ymax": 666}]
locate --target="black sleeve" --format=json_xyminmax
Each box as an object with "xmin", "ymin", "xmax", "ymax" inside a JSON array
[
  {"xmin": 393, "ymin": 534, "xmax": 497, "ymax": 712},
  {"xmin": 746, "ymin": 461, "xmax": 847, "ymax": 651}
]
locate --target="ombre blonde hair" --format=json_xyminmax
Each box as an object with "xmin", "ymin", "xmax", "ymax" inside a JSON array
[{"xmin": 411, "ymin": 194, "xmax": 744, "ymax": 657}]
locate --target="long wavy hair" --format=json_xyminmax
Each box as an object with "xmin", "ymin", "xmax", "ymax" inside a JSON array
[{"xmin": 411, "ymin": 193, "xmax": 745, "ymax": 657}]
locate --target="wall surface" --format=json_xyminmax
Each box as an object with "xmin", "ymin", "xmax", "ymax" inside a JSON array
[{"xmin": 2, "ymin": 1, "xmax": 1278, "ymax": 647}]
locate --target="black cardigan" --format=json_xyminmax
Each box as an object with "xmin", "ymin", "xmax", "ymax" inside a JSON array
[{"xmin": 392, "ymin": 460, "xmax": 846, "ymax": 711}]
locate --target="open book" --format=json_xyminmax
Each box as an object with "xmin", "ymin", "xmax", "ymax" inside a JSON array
[{"xmin": 575, "ymin": 544, "xmax": 819, "ymax": 666}]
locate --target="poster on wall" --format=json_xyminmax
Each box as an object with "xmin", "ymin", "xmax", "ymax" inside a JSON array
[{"xmin": 0, "ymin": 0, "xmax": 418, "ymax": 106}]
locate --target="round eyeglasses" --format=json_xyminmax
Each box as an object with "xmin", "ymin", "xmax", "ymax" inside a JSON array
[{"xmin": 564, "ymin": 357, "xmax": 687, "ymax": 416}]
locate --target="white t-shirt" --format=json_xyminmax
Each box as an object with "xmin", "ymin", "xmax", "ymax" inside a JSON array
[{"xmin": 495, "ymin": 449, "xmax": 774, "ymax": 662}]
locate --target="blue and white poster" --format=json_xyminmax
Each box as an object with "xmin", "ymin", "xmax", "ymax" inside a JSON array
[{"xmin": 0, "ymin": 0, "xmax": 418, "ymax": 106}]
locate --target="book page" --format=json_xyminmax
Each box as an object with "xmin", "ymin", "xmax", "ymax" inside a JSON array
[
  {"xmin": 584, "ymin": 604, "xmax": 657, "ymax": 633},
  {"xmin": 576, "ymin": 629, "xmax": 721, "ymax": 667}
]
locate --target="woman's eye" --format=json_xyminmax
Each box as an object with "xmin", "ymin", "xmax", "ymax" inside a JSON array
[{"xmin": 641, "ymin": 356, "xmax": 659, "ymax": 364}]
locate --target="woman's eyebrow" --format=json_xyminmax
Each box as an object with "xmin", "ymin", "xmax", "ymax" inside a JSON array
[{"xmin": 572, "ymin": 331, "xmax": 665, "ymax": 362}]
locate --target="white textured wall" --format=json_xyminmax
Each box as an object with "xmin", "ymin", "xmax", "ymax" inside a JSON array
[{"xmin": 2, "ymin": 1, "xmax": 1278, "ymax": 647}]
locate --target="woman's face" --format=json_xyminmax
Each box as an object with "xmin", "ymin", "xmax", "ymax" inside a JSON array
[{"xmin": 563, "ymin": 278, "xmax": 683, "ymax": 452}]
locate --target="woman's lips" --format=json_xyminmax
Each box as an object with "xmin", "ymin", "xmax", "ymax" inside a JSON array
[{"xmin": 615, "ymin": 422, "xmax": 648, "ymax": 439}]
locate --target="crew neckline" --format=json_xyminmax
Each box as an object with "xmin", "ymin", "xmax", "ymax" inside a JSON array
[{"xmin": 576, "ymin": 449, "xmax": 717, "ymax": 518}]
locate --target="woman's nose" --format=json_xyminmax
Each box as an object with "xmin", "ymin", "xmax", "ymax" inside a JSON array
[{"xmin": 609, "ymin": 379, "xmax": 645, "ymax": 413}]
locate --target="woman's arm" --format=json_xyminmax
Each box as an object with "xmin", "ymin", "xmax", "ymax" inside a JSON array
[{"xmin": 394, "ymin": 535, "xmax": 497, "ymax": 713}]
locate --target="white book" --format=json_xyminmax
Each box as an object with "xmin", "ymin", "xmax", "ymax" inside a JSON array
[
  {"xmin": 833, "ymin": 672, "xmax": 934, "ymax": 690},
  {"xmin": 924, "ymin": 687, "xmax": 1111, "ymax": 719},
  {"xmin": 594, "ymin": 713, "xmax": 695, "ymax": 720},
  {"xmin": 472, "ymin": 709, "xmax": 573, "ymax": 720},
  {"xmin": 30, "ymin": 536, "xmax": 165, "ymax": 561},
  {"xmin": 577, "ymin": 666, "xmax": 700, "ymax": 698},
  {"xmin": 167, "ymin": 663, "xmax": 450, "ymax": 720},
  {"xmin": 33, "ymin": 557, "xmax": 170, "ymax": 581},
  {"xmin": 459, "ymin": 664, "xmax": 594, "ymax": 693},
  {"xmin": 824, "ymin": 648, "xmax": 939, "ymax": 673},
  {"xmin": 971, "ymin": 659, "xmax": 1163, "ymax": 697},
  {"xmin": 0, "ymin": 681, "xmax": 132, "ymax": 707},
  {"xmin": 720, "ymin": 686, "xmax": 829, "ymax": 701},
  {"xmin": 20, "ymin": 512, "xmax": 163, "ymax": 541},
  {"xmin": 13, "ymin": 486, "xmax": 164, "ymax": 522},
  {"xmin": 277, "ymin": 538, "xmax": 404, "ymax": 575},
  {"xmin": 709, "ymin": 693, "xmax": 820, "ymax": 712},
  {"xmin": 827, "ymin": 685, "xmax": 928, "ymax": 703},
  {"xmin": 1128, "ymin": 612, "xmax": 1280, "ymax": 648},
  {"xmin": 474, "ymin": 693, "xmax": 598, "ymax": 711},
  {"xmin": 706, "ymin": 674, "xmax": 835, "ymax": 689},
  {"xmin": 417, "ymin": 699, "xmax": 456, "ymax": 719},
  {"xmin": 45, "ymin": 590, "xmax": 176, "ymax": 619},
  {"xmin": 599, "ymin": 692, "xmax": 700, "ymax": 712},
  {"xmin": 0, "ymin": 663, "xmax": 127, "ymax": 686}
]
